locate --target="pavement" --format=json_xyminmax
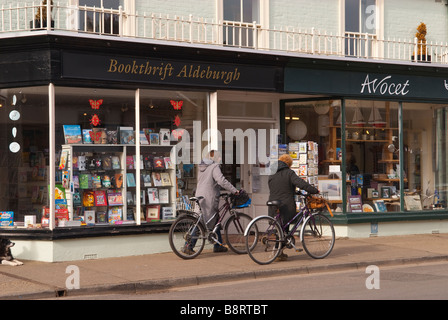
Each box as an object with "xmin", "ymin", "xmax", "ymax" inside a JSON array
[{"xmin": 1, "ymin": 233, "xmax": 448, "ymax": 300}]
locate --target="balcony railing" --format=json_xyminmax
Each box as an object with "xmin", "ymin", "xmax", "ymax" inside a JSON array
[{"xmin": 1, "ymin": 2, "xmax": 447, "ymax": 65}]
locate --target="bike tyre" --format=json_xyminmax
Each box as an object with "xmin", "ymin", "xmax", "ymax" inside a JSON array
[
  {"xmin": 224, "ymin": 212, "xmax": 253, "ymax": 254},
  {"xmin": 245, "ymin": 216, "xmax": 283, "ymax": 265},
  {"xmin": 169, "ymin": 213, "xmax": 206, "ymax": 259},
  {"xmin": 301, "ymin": 213, "xmax": 335, "ymax": 259}
]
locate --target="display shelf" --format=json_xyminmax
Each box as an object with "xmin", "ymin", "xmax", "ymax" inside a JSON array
[{"xmin": 59, "ymin": 143, "xmax": 176, "ymax": 226}]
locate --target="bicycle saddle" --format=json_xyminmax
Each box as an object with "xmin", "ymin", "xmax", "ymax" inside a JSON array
[
  {"xmin": 189, "ymin": 196, "xmax": 204, "ymax": 202},
  {"xmin": 266, "ymin": 200, "xmax": 282, "ymax": 207}
]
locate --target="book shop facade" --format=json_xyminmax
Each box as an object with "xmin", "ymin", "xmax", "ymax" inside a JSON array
[{"xmin": 2, "ymin": 33, "xmax": 448, "ymax": 261}]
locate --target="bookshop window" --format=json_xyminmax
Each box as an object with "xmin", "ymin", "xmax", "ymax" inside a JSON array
[
  {"xmin": 345, "ymin": 100, "xmax": 399, "ymax": 213},
  {"xmin": 0, "ymin": 86, "xmax": 49, "ymax": 228},
  {"xmin": 55, "ymin": 87, "xmax": 135, "ymax": 226},
  {"xmin": 139, "ymin": 89, "xmax": 208, "ymax": 211},
  {"xmin": 402, "ymin": 103, "xmax": 446, "ymax": 211}
]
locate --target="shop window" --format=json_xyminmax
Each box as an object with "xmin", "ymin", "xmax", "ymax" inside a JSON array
[
  {"xmin": 403, "ymin": 103, "xmax": 447, "ymax": 211},
  {"xmin": 283, "ymin": 100, "xmax": 340, "ymax": 206},
  {"xmin": 55, "ymin": 87, "xmax": 135, "ymax": 227},
  {"xmin": 0, "ymin": 87, "xmax": 49, "ymax": 227},
  {"xmin": 139, "ymin": 90, "xmax": 208, "ymax": 218},
  {"xmin": 52, "ymin": 87, "xmax": 208, "ymax": 228},
  {"xmin": 345, "ymin": 100, "xmax": 399, "ymax": 213}
]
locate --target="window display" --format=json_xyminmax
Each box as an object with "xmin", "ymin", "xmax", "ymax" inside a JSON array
[{"xmin": 0, "ymin": 86, "xmax": 49, "ymax": 227}]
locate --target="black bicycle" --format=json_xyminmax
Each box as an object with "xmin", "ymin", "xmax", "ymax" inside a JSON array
[
  {"xmin": 169, "ymin": 192, "xmax": 252, "ymax": 259},
  {"xmin": 244, "ymin": 193, "xmax": 335, "ymax": 265}
]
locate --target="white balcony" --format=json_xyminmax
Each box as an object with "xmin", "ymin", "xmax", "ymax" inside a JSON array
[{"xmin": 1, "ymin": 2, "xmax": 446, "ymax": 65}]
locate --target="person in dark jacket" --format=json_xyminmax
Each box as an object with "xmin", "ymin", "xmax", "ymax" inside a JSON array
[{"xmin": 268, "ymin": 154, "xmax": 319, "ymax": 260}]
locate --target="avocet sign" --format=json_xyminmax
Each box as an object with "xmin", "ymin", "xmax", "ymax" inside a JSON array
[
  {"xmin": 360, "ymin": 75, "xmax": 410, "ymax": 96},
  {"xmin": 285, "ymin": 67, "xmax": 448, "ymax": 100}
]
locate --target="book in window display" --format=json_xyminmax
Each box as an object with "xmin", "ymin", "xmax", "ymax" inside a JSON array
[
  {"xmin": 139, "ymin": 131, "xmax": 149, "ymax": 144},
  {"xmin": 106, "ymin": 130, "xmax": 118, "ymax": 144},
  {"xmin": 92, "ymin": 175, "xmax": 101, "ymax": 188},
  {"xmin": 149, "ymin": 133, "xmax": 159, "ymax": 145},
  {"xmin": 78, "ymin": 155, "xmax": 87, "ymax": 171},
  {"xmin": 84, "ymin": 210, "xmax": 95, "ymax": 225},
  {"xmin": 114, "ymin": 173, "xmax": 123, "ymax": 188},
  {"xmin": 83, "ymin": 191, "xmax": 95, "ymax": 207},
  {"xmin": 108, "ymin": 207, "xmax": 122, "ymax": 224},
  {"xmin": 142, "ymin": 174, "xmax": 152, "ymax": 187},
  {"xmin": 146, "ymin": 205, "xmax": 160, "ymax": 222},
  {"xmin": 162, "ymin": 207, "xmax": 174, "ymax": 220},
  {"xmin": 82, "ymin": 129, "xmax": 93, "ymax": 144},
  {"xmin": 119, "ymin": 127, "xmax": 134, "ymax": 144},
  {"xmin": 160, "ymin": 172, "xmax": 172, "ymax": 186},
  {"xmin": 152, "ymin": 172, "xmax": 163, "ymax": 186},
  {"xmin": 96, "ymin": 210, "xmax": 107, "ymax": 224},
  {"xmin": 159, "ymin": 188, "xmax": 169, "ymax": 204},
  {"xmin": 159, "ymin": 128, "xmax": 170, "ymax": 145},
  {"xmin": 126, "ymin": 155, "xmax": 134, "ymax": 169},
  {"xmin": 63, "ymin": 125, "xmax": 82, "ymax": 144},
  {"xmin": 147, "ymin": 188, "xmax": 159, "ymax": 204},
  {"xmin": 153, "ymin": 157, "xmax": 165, "ymax": 169},
  {"xmin": 164, "ymin": 157, "xmax": 173, "ymax": 169},
  {"xmin": 107, "ymin": 190, "xmax": 123, "ymax": 206},
  {"xmin": 126, "ymin": 173, "xmax": 136, "ymax": 187},
  {"xmin": 94, "ymin": 190, "xmax": 107, "ymax": 206},
  {"xmin": 111, "ymin": 156, "xmax": 121, "ymax": 169}
]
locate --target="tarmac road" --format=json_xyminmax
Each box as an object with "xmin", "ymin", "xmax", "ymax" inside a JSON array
[{"xmin": 50, "ymin": 260, "xmax": 448, "ymax": 300}]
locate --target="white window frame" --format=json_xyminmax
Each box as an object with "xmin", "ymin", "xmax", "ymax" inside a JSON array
[
  {"xmin": 340, "ymin": 0, "xmax": 384, "ymax": 58},
  {"xmin": 216, "ymin": 0, "xmax": 269, "ymax": 48},
  {"xmin": 67, "ymin": 0, "xmax": 135, "ymax": 36}
]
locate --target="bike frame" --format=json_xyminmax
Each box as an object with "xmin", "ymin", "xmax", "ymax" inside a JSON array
[
  {"xmin": 191, "ymin": 193, "xmax": 238, "ymax": 245},
  {"xmin": 244, "ymin": 196, "xmax": 326, "ymax": 243}
]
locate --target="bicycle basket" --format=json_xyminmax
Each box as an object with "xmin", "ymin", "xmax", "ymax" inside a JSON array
[
  {"xmin": 307, "ymin": 195, "xmax": 327, "ymax": 209},
  {"xmin": 232, "ymin": 191, "xmax": 251, "ymax": 208}
]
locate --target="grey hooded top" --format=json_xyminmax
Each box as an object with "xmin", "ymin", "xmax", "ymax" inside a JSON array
[{"xmin": 195, "ymin": 159, "xmax": 238, "ymax": 227}]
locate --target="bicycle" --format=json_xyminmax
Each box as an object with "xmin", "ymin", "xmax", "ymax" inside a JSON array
[
  {"xmin": 169, "ymin": 192, "xmax": 252, "ymax": 259},
  {"xmin": 244, "ymin": 192, "xmax": 335, "ymax": 265}
]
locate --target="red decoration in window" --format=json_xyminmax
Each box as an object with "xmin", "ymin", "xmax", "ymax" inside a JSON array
[
  {"xmin": 170, "ymin": 100, "xmax": 183, "ymax": 110},
  {"xmin": 90, "ymin": 114, "xmax": 101, "ymax": 126},
  {"xmin": 172, "ymin": 129, "xmax": 185, "ymax": 140},
  {"xmin": 173, "ymin": 115, "xmax": 181, "ymax": 127},
  {"xmin": 89, "ymin": 99, "xmax": 103, "ymax": 110}
]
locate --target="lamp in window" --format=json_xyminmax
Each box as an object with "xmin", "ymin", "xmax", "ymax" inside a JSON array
[{"xmin": 287, "ymin": 119, "xmax": 307, "ymax": 141}]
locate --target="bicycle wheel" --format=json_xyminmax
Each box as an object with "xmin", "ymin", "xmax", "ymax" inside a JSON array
[
  {"xmin": 301, "ymin": 213, "xmax": 335, "ymax": 259},
  {"xmin": 224, "ymin": 212, "xmax": 253, "ymax": 254},
  {"xmin": 245, "ymin": 216, "xmax": 283, "ymax": 265},
  {"xmin": 169, "ymin": 213, "xmax": 206, "ymax": 259}
]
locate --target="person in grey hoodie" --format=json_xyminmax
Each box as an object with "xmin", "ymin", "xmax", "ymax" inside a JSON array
[
  {"xmin": 194, "ymin": 150, "xmax": 239, "ymax": 253},
  {"xmin": 268, "ymin": 154, "xmax": 319, "ymax": 260}
]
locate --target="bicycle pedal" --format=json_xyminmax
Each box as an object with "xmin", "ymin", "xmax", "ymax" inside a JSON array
[{"xmin": 295, "ymin": 248, "xmax": 303, "ymax": 252}]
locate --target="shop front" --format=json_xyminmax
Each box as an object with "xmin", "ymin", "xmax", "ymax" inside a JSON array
[
  {"xmin": 2, "ymin": 32, "xmax": 448, "ymax": 262},
  {"xmin": 0, "ymin": 33, "xmax": 284, "ymax": 261},
  {"xmin": 283, "ymin": 61, "xmax": 448, "ymax": 237}
]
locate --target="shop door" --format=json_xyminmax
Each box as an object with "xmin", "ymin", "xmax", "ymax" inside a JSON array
[{"xmin": 219, "ymin": 121, "xmax": 275, "ymax": 219}]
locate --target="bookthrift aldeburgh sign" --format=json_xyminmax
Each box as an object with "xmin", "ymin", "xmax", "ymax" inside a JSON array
[{"xmin": 62, "ymin": 51, "xmax": 279, "ymax": 90}]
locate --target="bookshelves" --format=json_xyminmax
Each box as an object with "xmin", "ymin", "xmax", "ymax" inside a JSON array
[{"xmin": 59, "ymin": 144, "xmax": 176, "ymax": 226}]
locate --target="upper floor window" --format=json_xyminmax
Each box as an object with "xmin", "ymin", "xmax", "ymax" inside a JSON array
[
  {"xmin": 78, "ymin": 0, "xmax": 123, "ymax": 34},
  {"xmin": 345, "ymin": 0, "xmax": 377, "ymax": 34},
  {"xmin": 344, "ymin": 0, "xmax": 379, "ymax": 57},
  {"xmin": 222, "ymin": 0, "xmax": 260, "ymax": 48}
]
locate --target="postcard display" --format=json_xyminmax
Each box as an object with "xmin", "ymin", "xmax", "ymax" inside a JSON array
[
  {"xmin": 289, "ymin": 142, "xmax": 319, "ymax": 188},
  {"xmin": 58, "ymin": 126, "xmax": 176, "ymax": 227}
]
